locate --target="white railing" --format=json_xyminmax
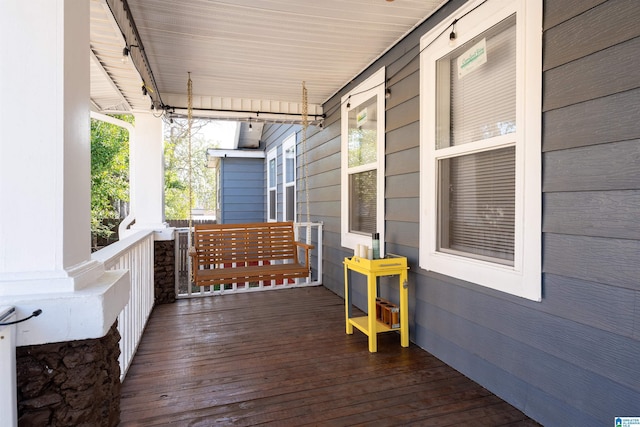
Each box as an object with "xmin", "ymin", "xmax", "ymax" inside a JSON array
[
  {"xmin": 0, "ymin": 307, "xmax": 17, "ymax": 426},
  {"xmin": 176, "ymin": 222, "xmax": 323, "ymax": 298},
  {"xmin": 92, "ymin": 230, "xmax": 154, "ymax": 381}
]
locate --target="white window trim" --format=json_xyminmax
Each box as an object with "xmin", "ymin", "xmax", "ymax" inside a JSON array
[
  {"xmin": 267, "ymin": 147, "xmax": 277, "ymax": 222},
  {"xmin": 419, "ymin": 0, "xmax": 542, "ymax": 301},
  {"xmin": 282, "ymin": 133, "xmax": 296, "ymax": 223},
  {"xmin": 341, "ymin": 67, "xmax": 386, "ymax": 255}
]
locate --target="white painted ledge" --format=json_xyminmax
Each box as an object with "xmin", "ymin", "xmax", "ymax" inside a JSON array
[
  {"xmin": 119, "ymin": 224, "xmax": 174, "ymax": 241},
  {"xmin": 1, "ymin": 270, "xmax": 130, "ymax": 347}
]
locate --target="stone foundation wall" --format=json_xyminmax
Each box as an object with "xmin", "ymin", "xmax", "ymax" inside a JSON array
[
  {"xmin": 16, "ymin": 322, "xmax": 121, "ymax": 426},
  {"xmin": 154, "ymin": 240, "xmax": 176, "ymax": 304}
]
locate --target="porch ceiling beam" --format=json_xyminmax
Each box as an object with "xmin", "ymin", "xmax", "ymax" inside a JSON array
[{"xmin": 105, "ymin": 0, "xmax": 164, "ymax": 109}]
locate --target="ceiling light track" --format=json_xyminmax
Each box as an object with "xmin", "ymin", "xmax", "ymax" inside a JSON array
[{"xmin": 164, "ymin": 105, "xmax": 325, "ymax": 125}]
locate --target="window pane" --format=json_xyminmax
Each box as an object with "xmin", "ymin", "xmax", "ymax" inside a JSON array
[
  {"xmin": 269, "ymin": 189, "xmax": 276, "ymax": 220},
  {"xmin": 268, "ymin": 158, "xmax": 276, "ymax": 186},
  {"xmin": 348, "ymin": 95, "xmax": 378, "ymax": 167},
  {"xmin": 285, "ymin": 146, "xmax": 295, "ymax": 183},
  {"xmin": 437, "ymin": 15, "xmax": 516, "ymax": 148},
  {"xmin": 285, "ymin": 185, "xmax": 295, "ymax": 222},
  {"xmin": 438, "ymin": 146, "xmax": 515, "ymax": 264},
  {"xmin": 349, "ymin": 170, "xmax": 377, "ymax": 234}
]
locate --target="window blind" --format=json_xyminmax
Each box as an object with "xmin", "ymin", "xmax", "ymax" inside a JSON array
[
  {"xmin": 439, "ymin": 146, "xmax": 515, "ymax": 264},
  {"xmin": 441, "ymin": 15, "xmax": 517, "ymax": 148},
  {"xmin": 434, "ymin": 15, "xmax": 517, "ymax": 265}
]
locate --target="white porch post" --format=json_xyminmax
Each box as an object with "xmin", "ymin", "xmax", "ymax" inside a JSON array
[
  {"xmin": 0, "ymin": 0, "xmax": 129, "ymax": 346},
  {"xmin": 125, "ymin": 113, "xmax": 172, "ymax": 238}
]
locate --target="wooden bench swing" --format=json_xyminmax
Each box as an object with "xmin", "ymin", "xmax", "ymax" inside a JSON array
[
  {"xmin": 189, "ymin": 222, "xmax": 314, "ymax": 288},
  {"xmin": 185, "ymin": 78, "xmax": 315, "ymax": 290}
]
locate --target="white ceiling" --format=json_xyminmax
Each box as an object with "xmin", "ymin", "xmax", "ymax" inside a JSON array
[{"xmin": 90, "ymin": 0, "xmax": 446, "ymax": 122}]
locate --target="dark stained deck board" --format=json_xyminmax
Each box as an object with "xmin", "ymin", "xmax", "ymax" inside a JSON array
[{"xmin": 119, "ymin": 287, "xmax": 539, "ymax": 426}]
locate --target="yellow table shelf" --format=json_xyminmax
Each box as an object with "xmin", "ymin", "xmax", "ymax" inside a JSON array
[
  {"xmin": 349, "ymin": 316, "xmax": 399, "ymax": 334},
  {"xmin": 344, "ymin": 254, "xmax": 409, "ymax": 352}
]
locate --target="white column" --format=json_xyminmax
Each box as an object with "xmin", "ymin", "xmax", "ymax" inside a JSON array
[
  {"xmin": 0, "ymin": 0, "xmax": 129, "ymax": 346},
  {"xmin": 0, "ymin": 0, "xmax": 100, "ymax": 290},
  {"xmin": 127, "ymin": 113, "xmax": 171, "ymax": 238}
]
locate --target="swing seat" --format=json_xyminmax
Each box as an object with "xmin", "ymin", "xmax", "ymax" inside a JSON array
[{"xmin": 189, "ymin": 222, "xmax": 314, "ymax": 287}]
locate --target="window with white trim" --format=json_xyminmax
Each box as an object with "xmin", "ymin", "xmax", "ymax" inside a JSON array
[
  {"xmin": 419, "ymin": 0, "xmax": 542, "ymax": 301},
  {"xmin": 267, "ymin": 147, "xmax": 277, "ymax": 222},
  {"xmin": 282, "ymin": 134, "xmax": 296, "ymax": 222},
  {"xmin": 341, "ymin": 67, "xmax": 385, "ymax": 255}
]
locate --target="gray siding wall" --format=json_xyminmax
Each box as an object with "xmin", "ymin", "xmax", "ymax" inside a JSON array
[
  {"xmin": 262, "ymin": 124, "xmax": 302, "ymax": 222},
  {"xmin": 262, "ymin": 123, "xmax": 323, "ymax": 281},
  {"xmin": 265, "ymin": 0, "xmax": 640, "ymax": 424},
  {"xmin": 219, "ymin": 157, "xmax": 265, "ymax": 224}
]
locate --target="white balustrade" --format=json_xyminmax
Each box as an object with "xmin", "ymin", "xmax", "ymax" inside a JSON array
[{"xmin": 92, "ymin": 230, "xmax": 154, "ymax": 381}]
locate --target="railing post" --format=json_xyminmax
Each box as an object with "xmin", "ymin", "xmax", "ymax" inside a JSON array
[
  {"xmin": 174, "ymin": 230, "xmax": 180, "ymax": 298},
  {"xmin": 317, "ymin": 222, "xmax": 323, "ymax": 285},
  {"xmin": 0, "ymin": 307, "xmax": 17, "ymax": 426}
]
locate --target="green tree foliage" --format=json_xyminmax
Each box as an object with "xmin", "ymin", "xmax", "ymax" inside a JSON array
[
  {"xmin": 164, "ymin": 128, "xmax": 189, "ymax": 220},
  {"xmin": 164, "ymin": 118, "xmax": 220, "ymax": 220},
  {"xmin": 90, "ymin": 115, "xmax": 132, "ymax": 239}
]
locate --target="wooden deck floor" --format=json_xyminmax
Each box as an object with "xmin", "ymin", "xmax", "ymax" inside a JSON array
[{"xmin": 120, "ymin": 286, "xmax": 540, "ymax": 426}]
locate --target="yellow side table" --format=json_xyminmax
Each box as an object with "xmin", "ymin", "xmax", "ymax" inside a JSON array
[{"xmin": 343, "ymin": 254, "xmax": 409, "ymax": 352}]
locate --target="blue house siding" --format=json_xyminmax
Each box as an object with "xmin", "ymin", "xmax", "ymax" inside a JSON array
[
  {"xmin": 262, "ymin": 0, "xmax": 640, "ymax": 425},
  {"xmin": 262, "ymin": 124, "xmax": 302, "ymax": 222},
  {"xmin": 219, "ymin": 157, "xmax": 265, "ymax": 224},
  {"xmin": 261, "ymin": 123, "xmax": 327, "ymax": 282}
]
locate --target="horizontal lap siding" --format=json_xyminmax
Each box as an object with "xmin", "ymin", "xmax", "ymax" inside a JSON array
[
  {"xmin": 220, "ymin": 158, "xmax": 265, "ymax": 224},
  {"xmin": 543, "ymin": 36, "xmax": 640, "ymax": 111},
  {"xmin": 543, "ymin": 139, "xmax": 640, "ymax": 190},
  {"xmin": 543, "ymin": 90, "xmax": 640, "ymax": 151},
  {"xmin": 263, "ymin": 124, "xmax": 305, "ymax": 223},
  {"xmin": 265, "ymin": 1, "xmax": 639, "ymax": 425},
  {"xmin": 542, "ymin": 0, "xmax": 640, "ymax": 70},
  {"xmin": 302, "ymin": 107, "xmax": 346, "ymax": 297},
  {"xmin": 539, "ymin": 0, "xmax": 640, "ymax": 423},
  {"xmin": 544, "ymin": 190, "xmax": 640, "ymax": 239}
]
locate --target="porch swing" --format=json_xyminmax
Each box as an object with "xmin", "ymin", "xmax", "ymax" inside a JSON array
[{"xmin": 188, "ymin": 77, "xmax": 315, "ymax": 289}]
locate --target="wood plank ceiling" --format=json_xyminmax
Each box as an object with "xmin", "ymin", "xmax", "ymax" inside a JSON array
[{"xmin": 90, "ymin": 0, "xmax": 446, "ymax": 122}]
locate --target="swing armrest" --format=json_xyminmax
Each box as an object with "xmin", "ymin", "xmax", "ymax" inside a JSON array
[
  {"xmin": 188, "ymin": 247, "xmax": 200, "ymax": 280},
  {"xmin": 294, "ymin": 241, "xmax": 315, "ymax": 268}
]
